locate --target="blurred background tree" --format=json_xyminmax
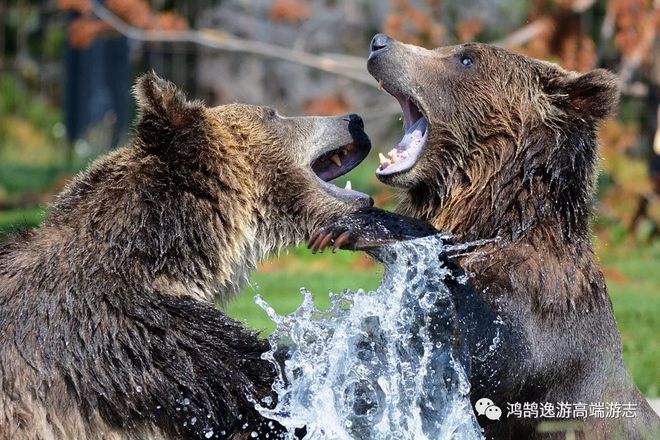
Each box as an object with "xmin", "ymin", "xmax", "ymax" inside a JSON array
[{"xmin": 0, "ymin": 0, "xmax": 658, "ymax": 396}]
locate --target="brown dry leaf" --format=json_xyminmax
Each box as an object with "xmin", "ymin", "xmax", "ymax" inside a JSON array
[
  {"xmin": 269, "ymin": 0, "xmax": 312, "ymax": 23},
  {"xmin": 68, "ymin": 18, "xmax": 111, "ymax": 49},
  {"xmin": 304, "ymin": 94, "xmax": 351, "ymax": 116},
  {"xmin": 106, "ymin": 0, "xmax": 154, "ymax": 29},
  {"xmin": 355, "ymin": 255, "xmax": 378, "ymax": 270},
  {"xmin": 602, "ymin": 267, "xmax": 628, "ymax": 284},
  {"xmin": 154, "ymin": 12, "xmax": 189, "ymax": 31},
  {"xmin": 456, "ymin": 18, "xmax": 484, "ymax": 42},
  {"xmin": 611, "ymin": 0, "xmax": 656, "ymax": 61},
  {"xmin": 385, "ymin": 0, "xmax": 444, "ymax": 47}
]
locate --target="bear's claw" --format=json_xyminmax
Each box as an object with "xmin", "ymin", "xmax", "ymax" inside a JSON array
[{"xmin": 308, "ymin": 207, "xmax": 439, "ymax": 253}]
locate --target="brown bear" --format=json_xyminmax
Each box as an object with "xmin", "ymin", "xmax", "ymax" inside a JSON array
[
  {"xmin": 0, "ymin": 73, "xmax": 372, "ymax": 439},
  {"xmin": 311, "ymin": 35, "xmax": 660, "ymax": 439}
]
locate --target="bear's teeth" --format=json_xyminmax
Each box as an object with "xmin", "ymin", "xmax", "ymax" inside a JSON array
[
  {"xmin": 378, "ymin": 153, "xmax": 390, "ymax": 169},
  {"xmin": 330, "ymin": 154, "xmax": 342, "ymax": 167},
  {"xmin": 379, "ymin": 80, "xmax": 384, "ymax": 90},
  {"xmin": 388, "ymin": 148, "xmax": 399, "ymax": 163},
  {"xmin": 345, "ymin": 180, "xmax": 352, "ymax": 190}
]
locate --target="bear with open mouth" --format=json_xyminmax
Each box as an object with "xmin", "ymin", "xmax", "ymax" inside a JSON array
[
  {"xmin": 312, "ymin": 35, "xmax": 660, "ymax": 439},
  {"xmin": 0, "ymin": 72, "xmax": 372, "ymax": 440}
]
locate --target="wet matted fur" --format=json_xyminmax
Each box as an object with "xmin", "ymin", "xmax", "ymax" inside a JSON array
[
  {"xmin": 0, "ymin": 73, "xmax": 371, "ymax": 439},
  {"xmin": 315, "ymin": 37, "xmax": 660, "ymax": 439}
]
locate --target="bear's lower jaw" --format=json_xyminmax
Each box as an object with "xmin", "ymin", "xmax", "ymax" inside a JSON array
[
  {"xmin": 311, "ymin": 140, "xmax": 373, "ymax": 206},
  {"xmin": 315, "ymin": 173, "xmax": 373, "ymax": 206},
  {"xmin": 377, "ymin": 115, "xmax": 428, "ymax": 177},
  {"xmin": 375, "ymin": 81, "xmax": 429, "ymax": 178}
]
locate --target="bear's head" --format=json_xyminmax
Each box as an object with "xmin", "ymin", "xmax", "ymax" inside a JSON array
[
  {"xmin": 133, "ymin": 73, "xmax": 373, "ymax": 298},
  {"xmin": 48, "ymin": 73, "xmax": 371, "ymax": 302},
  {"xmin": 134, "ymin": 73, "xmax": 371, "ymax": 215},
  {"xmin": 366, "ymin": 34, "xmax": 619, "ymax": 240}
]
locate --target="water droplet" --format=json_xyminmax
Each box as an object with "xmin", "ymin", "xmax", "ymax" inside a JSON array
[
  {"xmin": 135, "ymin": 386, "xmax": 143, "ymax": 393},
  {"xmin": 204, "ymin": 430, "xmax": 214, "ymax": 439}
]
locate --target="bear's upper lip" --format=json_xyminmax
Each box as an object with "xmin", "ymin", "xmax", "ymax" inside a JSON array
[
  {"xmin": 374, "ymin": 80, "xmax": 429, "ymax": 177},
  {"xmin": 310, "ymin": 138, "xmax": 372, "ymax": 205}
]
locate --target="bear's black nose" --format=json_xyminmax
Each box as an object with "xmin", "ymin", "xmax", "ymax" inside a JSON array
[
  {"xmin": 346, "ymin": 113, "xmax": 364, "ymax": 130},
  {"xmin": 370, "ymin": 34, "xmax": 392, "ymax": 54}
]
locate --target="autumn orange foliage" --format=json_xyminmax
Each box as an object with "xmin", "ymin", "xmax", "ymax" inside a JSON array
[
  {"xmin": 610, "ymin": 0, "xmax": 658, "ymax": 61},
  {"xmin": 456, "ymin": 18, "xmax": 484, "ymax": 43},
  {"xmin": 58, "ymin": 0, "xmax": 188, "ymax": 49},
  {"xmin": 269, "ymin": 0, "xmax": 312, "ymax": 24},
  {"xmin": 68, "ymin": 17, "xmax": 111, "ymax": 49},
  {"xmin": 106, "ymin": 0, "xmax": 153, "ymax": 29},
  {"xmin": 304, "ymin": 94, "xmax": 351, "ymax": 117},
  {"xmin": 384, "ymin": 0, "xmax": 445, "ymax": 47}
]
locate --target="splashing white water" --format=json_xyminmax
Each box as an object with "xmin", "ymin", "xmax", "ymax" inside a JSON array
[{"xmin": 255, "ymin": 235, "xmax": 484, "ymax": 440}]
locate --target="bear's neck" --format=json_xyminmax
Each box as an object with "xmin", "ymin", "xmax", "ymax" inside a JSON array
[
  {"xmin": 43, "ymin": 147, "xmax": 274, "ymax": 305},
  {"xmin": 399, "ymin": 127, "xmax": 599, "ymax": 246},
  {"xmin": 397, "ymin": 127, "xmax": 610, "ymax": 311}
]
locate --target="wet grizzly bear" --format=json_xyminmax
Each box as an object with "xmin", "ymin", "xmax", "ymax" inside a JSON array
[
  {"xmin": 312, "ymin": 35, "xmax": 660, "ymax": 439},
  {"xmin": 0, "ymin": 73, "xmax": 372, "ymax": 439}
]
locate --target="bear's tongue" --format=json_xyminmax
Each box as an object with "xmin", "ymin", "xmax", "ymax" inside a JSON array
[{"xmin": 377, "ymin": 116, "xmax": 428, "ymax": 176}]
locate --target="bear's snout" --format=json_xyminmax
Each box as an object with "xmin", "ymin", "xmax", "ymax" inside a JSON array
[{"xmin": 370, "ymin": 33, "xmax": 392, "ymax": 57}]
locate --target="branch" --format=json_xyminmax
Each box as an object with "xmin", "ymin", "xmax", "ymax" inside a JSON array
[
  {"xmin": 494, "ymin": 0, "xmax": 598, "ymax": 49},
  {"xmin": 493, "ymin": 19, "xmax": 550, "ymax": 48},
  {"xmin": 90, "ymin": 1, "xmax": 377, "ymax": 88},
  {"xmin": 595, "ymin": 2, "xmax": 615, "ymax": 65}
]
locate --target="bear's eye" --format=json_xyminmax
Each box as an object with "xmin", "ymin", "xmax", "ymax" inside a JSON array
[{"xmin": 460, "ymin": 55, "xmax": 474, "ymax": 67}]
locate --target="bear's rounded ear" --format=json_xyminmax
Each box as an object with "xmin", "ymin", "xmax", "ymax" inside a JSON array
[
  {"xmin": 133, "ymin": 71, "xmax": 202, "ymax": 128},
  {"xmin": 553, "ymin": 69, "xmax": 620, "ymax": 121}
]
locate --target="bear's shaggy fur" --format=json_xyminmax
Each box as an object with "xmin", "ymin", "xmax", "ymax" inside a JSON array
[
  {"xmin": 368, "ymin": 36, "xmax": 660, "ymax": 440},
  {"xmin": 0, "ymin": 73, "xmax": 371, "ymax": 439},
  {"xmin": 314, "ymin": 36, "xmax": 659, "ymax": 439}
]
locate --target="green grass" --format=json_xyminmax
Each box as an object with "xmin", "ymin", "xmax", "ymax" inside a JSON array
[
  {"xmin": 0, "ymin": 207, "xmax": 45, "ymax": 231},
  {"xmin": 227, "ymin": 265, "xmax": 382, "ymax": 333},
  {"xmin": 0, "ymin": 164, "xmax": 70, "ymax": 195},
  {"xmin": 225, "ymin": 245, "xmax": 383, "ymax": 332},
  {"xmin": 599, "ymin": 245, "xmax": 660, "ymax": 397}
]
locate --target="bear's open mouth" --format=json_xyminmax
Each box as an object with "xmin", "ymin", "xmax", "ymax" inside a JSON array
[
  {"xmin": 376, "ymin": 81, "xmax": 428, "ymax": 176},
  {"xmin": 311, "ymin": 141, "xmax": 372, "ymax": 205}
]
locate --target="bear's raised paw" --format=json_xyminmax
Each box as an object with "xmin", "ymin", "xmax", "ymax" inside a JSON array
[{"xmin": 308, "ymin": 207, "xmax": 439, "ymax": 253}]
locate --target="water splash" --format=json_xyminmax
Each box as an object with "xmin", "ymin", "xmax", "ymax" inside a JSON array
[{"xmin": 255, "ymin": 235, "xmax": 484, "ymax": 440}]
